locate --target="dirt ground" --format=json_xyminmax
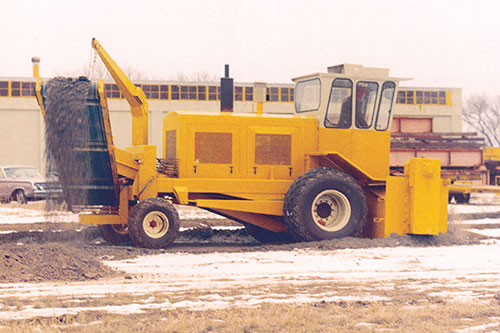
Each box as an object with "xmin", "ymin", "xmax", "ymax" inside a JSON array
[
  {"xmin": 0, "ymin": 202, "xmax": 489, "ymax": 284},
  {"xmin": 1, "ymin": 199, "xmax": 500, "ymax": 332}
]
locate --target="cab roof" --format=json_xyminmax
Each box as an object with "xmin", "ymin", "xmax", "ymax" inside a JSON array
[{"xmin": 292, "ymin": 64, "xmax": 411, "ymax": 82}]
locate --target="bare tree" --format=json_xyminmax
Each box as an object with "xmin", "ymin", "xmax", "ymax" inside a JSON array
[
  {"xmin": 173, "ymin": 71, "xmax": 218, "ymax": 82},
  {"xmin": 463, "ymin": 94, "xmax": 500, "ymax": 147},
  {"xmin": 56, "ymin": 58, "xmax": 148, "ymax": 81}
]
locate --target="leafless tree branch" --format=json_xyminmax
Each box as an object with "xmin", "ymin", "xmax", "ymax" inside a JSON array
[{"xmin": 463, "ymin": 94, "xmax": 500, "ymax": 147}]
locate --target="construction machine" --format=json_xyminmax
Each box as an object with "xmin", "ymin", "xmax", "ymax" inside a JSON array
[{"xmin": 34, "ymin": 39, "xmax": 448, "ymax": 248}]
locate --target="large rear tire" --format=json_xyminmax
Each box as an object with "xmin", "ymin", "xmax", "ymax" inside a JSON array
[
  {"xmin": 98, "ymin": 224, "xmax": 131, "ymax": 243},
  {"xmin": 283, "ymin": 168, "xmax": 367, "ymax": 241},
  {"xmin": 128, "ymin": 198, "xmax": 180, "ymax": 248}
]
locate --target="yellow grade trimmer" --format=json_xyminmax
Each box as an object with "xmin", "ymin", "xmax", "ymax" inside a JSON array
[{"xmin": 33, "ymin": 39, "xmax": 449, "ymax": 248}]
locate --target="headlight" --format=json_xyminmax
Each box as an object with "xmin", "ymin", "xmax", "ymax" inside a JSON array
[{"xmin": 34, "ymin": 183, "xmax": 44, "ymax": 190}]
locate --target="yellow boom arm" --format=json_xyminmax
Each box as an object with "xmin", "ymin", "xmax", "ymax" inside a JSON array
[{"xmin": 91, "ymin": 38, "xmax": 149, "ymax": 146}]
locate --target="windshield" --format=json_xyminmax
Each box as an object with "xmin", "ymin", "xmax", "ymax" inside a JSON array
[
  {"xmin": 355, "ymin": 81, "xmax": 379, "ymax": 129},
  {"xmin": 295, "ymin": 79, "xmax": 321, "ymax": 113},
  {"xmin": 325, "ymin": 79, "xmax": 353, "ymax": 128},
  {"xmin": 4, "ymin": 167, "xmax": 42, "ymax": 178}
]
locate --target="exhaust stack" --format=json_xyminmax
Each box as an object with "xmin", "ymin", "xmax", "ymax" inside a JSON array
[
  {"xmin": 220, "ymin": 64, "xmax": 233, "ymax": 112},
  {"xmin": 31, "ymin": 57, "xmax": 41, "ymax": 78}
]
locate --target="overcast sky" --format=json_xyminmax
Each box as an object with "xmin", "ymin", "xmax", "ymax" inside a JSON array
[{"xmin": 1, "ymin": 0, "xmax": 499, "ymax": 96}]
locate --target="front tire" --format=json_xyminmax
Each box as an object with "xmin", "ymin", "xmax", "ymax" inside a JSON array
[
  {"xmin": 128, "ymin": 198, "xmax": 180, "ymax": 248},
  {"xmin": 283, "ymin": 168, "xmax": 368, "ymax": 241}
]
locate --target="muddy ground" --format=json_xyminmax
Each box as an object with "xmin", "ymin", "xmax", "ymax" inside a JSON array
[{"xmin": 0, "ymin": 204, "xmax": 490, "ymax": 284}]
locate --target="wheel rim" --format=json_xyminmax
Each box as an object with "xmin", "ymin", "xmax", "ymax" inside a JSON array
[
  {"xmin": 111, "ymin": 224, "xmax": 129, "ymax": 235},
  {"xmin": 143, "ymin": 211, "xmax": 170, "ymax": 239},
  {"xmin": 311, "ymin": 190, "xmax": 351, "ymax": 232}
]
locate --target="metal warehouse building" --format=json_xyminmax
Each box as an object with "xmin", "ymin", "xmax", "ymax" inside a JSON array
[{"xmin": 0, "ymin": 77, "xmax": 462, "ymax": 174}]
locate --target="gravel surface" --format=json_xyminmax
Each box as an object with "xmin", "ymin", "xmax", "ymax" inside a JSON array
[{"xmin": 0, "ymin": 210, "xmax": 487, "ymax": 284}]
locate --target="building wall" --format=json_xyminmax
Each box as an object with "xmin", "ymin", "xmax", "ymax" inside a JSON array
[
  {"xmin": 394, "ymin": 87, "xmax": 462, "ymax": 133},
  {"xmin": 0, "ymin": 77, "xmax": 463, "ymax": 175}
]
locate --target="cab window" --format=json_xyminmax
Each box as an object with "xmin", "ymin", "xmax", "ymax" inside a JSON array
[
  {"xmin": 375, "ymin": 82, "xmax": 396, "ymax": 131},
  {"xmin": 325, "ymin": 79, "xmax": 353, "ymax": 128},
  {"xmin": 355, "ymin": 81, "xmax": 378, "ymax": 129},
  {"xmin": 295, "ymin": 79, "xmax": 321, "ymax": 113}
]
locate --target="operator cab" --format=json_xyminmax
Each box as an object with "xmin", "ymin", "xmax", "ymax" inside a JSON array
[{"xmin": 293, "ymin": 64, "xmax": 400, "ymax": 131}]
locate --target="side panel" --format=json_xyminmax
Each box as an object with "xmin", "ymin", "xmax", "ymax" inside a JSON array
[
  {"xmin": 318, "ymin": 128, "xmax": 391, "ymax": 180},
  {"xmin": 163, "ymin": 112, "xmax": 318, "ymax": 182},
  {"xmin": 384, "ymin": 158, "xmax": 448, "ymax": 237}
]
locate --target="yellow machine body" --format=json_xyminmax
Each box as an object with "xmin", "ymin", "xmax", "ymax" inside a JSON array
[
  {"xmin": 80, "ymin": 109, "xmax": 448, "ymax": 238},
  {"xmin": 34, "ymin": 39, "xmax": 448, "ymax": 240}
]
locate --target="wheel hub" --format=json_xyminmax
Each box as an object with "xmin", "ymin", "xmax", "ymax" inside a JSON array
[
  {"xmin": 316, "ymin": 202, "xmax": 332, "ymax": 218},
  {"xmin": 311, "ymin": 190, "xmax": 351, "ymax": 232},
  {"xmin": 143, "ymin": 211, "xmax": 170, "ymax": 239}
]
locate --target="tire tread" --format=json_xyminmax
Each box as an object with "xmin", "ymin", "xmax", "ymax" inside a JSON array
[
  {"xmin": 283, "ymin": 168, "xmax": 367, "ymax": 241},
  {"xmin": 128, "ymin": 198, "xmax": 180, "ymax": 248}
]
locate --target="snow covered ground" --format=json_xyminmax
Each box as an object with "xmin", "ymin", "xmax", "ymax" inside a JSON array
[
  {"xmin": 0, "ymin": 194, "xmax": 500, "ymax": 321},
  {"xmin": 0, "ymin": 204, "xmax": 223, "ymax": 225},
  {"xmin": 0, "ymin": 239, "xmax": 499, "ymax": 320}
]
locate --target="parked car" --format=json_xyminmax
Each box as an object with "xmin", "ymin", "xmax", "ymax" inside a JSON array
[{"xmin": 0, "ymin": 166, "xmax": 59, "ymax": 204}]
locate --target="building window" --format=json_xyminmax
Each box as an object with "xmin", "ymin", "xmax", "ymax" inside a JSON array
[
  {"xmin": 141, "ymin": 84, "xmax": 159, "ymax": 99},
  {"xmin": 180, "ymin": 86, "xmax": 197, "ymax": 100},
  {"xmin": 188, "ymin": 86, "xmax": 197, "ymax": 100},
  {"xmin": 0, "ymin": 81, "xmax": 8, "ymax": 96},
  {"xmin": 105, "ymin": 84, "xmax": 121, "ymax": 98},
  {"xmin": 267, "ymin": 87, "xmax": 279, "ymax": 102},
  {"xmin": 21, "ymin": 82, "xmax": 35, "ymax": 96},
  {"xmin": 431, "ymin": 91, "xmax": 438, "ymax": 104},
  {"xmin": 150, "ymin": 85, "xmax": 159, "ymax": 99},
  {"xmin": 11, "ymin": 81, "xmax": 21, "ymax": 96},
  {"xmin": 142, "ymin": 84, "xmax": 150, "ymax": 98},
  {"xmin": 171, "ymin": 85, "xmax": 179, "ymax": 100},
  {"xmin": 424, "ymin": 91, "xmax": 432, "ymax": 104},
  {"xmin": 397, "ymin": 91, "xmax": 405, "ymax": 104},
  {"xmin": 280, "ymin": 87, "xmax": 294, "ymax": 102},
  {"xmin": 235, "ymin": 86, "xmax": 243, "ymax": 101},
  {"xmin": 245, "ymin": 87, "xmax": 253, "ymax": 101},
  {"xmin": 439, "ymin": 91, "xmax": 446, "ymax": 105},
  {"xmin": 416, "ymin": 91, "xmax": 423, "ymax": 104},
  {"xmin": 9, "ymin": 81, "xmax": 35, "ymax": 97},
  {"xmin": 398, "ymin": 90, "xmax": 447, "ymax": 105},
  {"xmin": 208, "ymin": 86, "xmax": 219, "ymax": 100},
  {"xmin": 180, "ymin": 86, "xmax": 188, "ymax": 99},
  {"xmin": 198, "ymin": 86, "xmax": 206, "ymax": 100},
  {"xmin": 281, "ymin": 88, "xmax": 290, "ymax": 102},
  {"xmin": 160, "ymin": 85, "xmax": 169, "ymax": 100},
  {"xmin": 406, "ymin": 91, "xmax": 414, "ymax": 104},
  {"xmin": 397, "ymin": 91, "xmax": 414, "ymax": 104}
]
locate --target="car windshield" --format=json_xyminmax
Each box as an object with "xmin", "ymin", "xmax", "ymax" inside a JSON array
[{"xmin": 4, "ymin": 167, "xmax": 42, "ymax": 178}]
